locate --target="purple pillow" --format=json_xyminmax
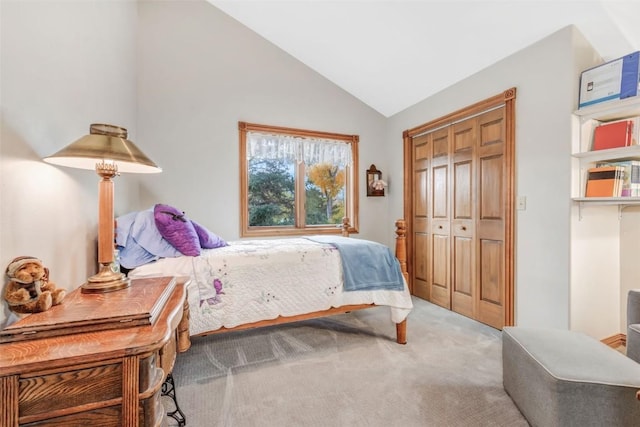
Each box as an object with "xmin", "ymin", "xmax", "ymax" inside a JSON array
[
  {"xmin": 153, "ymin": 204, "xmax": 201, "ymax": 256},
  {"xmin": 192, "ymin": 220, "xmax": 228, "ymax": 249}
]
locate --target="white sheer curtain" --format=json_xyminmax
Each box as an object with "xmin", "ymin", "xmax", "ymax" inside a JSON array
[{"xmin": 247, "ymin": 132, "xmax": 352, "ymax": 167}]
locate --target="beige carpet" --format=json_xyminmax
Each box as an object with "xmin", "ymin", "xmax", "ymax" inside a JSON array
[{"xmin": 165, "ymin": 297, "xmax": 528, "ymax": 426}]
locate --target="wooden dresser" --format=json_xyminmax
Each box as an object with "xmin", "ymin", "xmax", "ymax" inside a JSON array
[{"xmin": 0, "ymin": 276, "xmax": 190, "ymax": 427}]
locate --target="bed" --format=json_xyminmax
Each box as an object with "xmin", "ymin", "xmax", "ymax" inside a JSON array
[{"xmin": 118, "ymin": 209, "xmax": 412, "ymax": 344}]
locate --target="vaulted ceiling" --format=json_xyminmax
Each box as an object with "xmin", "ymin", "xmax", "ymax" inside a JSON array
[{"xmin": 209, "ymin": 1, "xmax": 640, "ymax": 117}]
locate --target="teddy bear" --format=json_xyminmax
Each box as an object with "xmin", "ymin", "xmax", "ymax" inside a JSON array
[{"xmin": 4, "ymin": 256, "xmax": 66, "ymax": 315}]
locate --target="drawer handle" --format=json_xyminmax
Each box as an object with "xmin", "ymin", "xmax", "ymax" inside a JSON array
[
  {"xmin": 438, "ymin": 225, "xmax": 443, "ymax": 229},
  {"xmin": 461, "ymin": 226, "xmax": 466, "ymax": 231}
]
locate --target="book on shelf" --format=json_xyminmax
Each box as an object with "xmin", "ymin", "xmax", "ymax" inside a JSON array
[
  {"xmin": 591, "ymin": 117, "xmax": 640, "ymax": 151},
  {"xmin": 585, "ymin": 165, "xmax": 625, "ymax": 197},
  {"xmin": 596, "ymin": 160, "xmax": 640, "ymax": 196}
]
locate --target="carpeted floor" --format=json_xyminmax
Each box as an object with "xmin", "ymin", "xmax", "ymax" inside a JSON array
[{"xmin": 164, "ymin": 297, "xmax": 528, "ymax": 426}]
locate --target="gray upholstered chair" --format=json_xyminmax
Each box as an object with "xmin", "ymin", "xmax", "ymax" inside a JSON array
[{"xmin": 628, "ymin": 289, "xmax": 640, "ymax": 363}]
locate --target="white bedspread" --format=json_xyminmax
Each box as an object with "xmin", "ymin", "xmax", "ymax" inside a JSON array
[{"xmin": 127, "ymin": 238, "xmax": 413, "ymax": 336}]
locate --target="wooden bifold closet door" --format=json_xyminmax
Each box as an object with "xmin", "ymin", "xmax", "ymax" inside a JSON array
[{"xmin": 403, "ymin": 89, "xmax": 515, "ymax": 330}]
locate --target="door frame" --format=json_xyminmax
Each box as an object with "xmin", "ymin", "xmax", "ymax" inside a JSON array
[{"xmin": 402, "ymin": 87, "xmax": 516, "ymax": 327}]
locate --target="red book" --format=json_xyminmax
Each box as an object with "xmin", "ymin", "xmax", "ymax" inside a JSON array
[{"xmin": 592, "ymin": 120, "xmax": 633, "ymax": 150}]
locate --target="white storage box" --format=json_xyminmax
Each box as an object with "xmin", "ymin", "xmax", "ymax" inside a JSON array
[{"xmin": 579, "ymin": 51, "xmax": 640, "ymax": 109}]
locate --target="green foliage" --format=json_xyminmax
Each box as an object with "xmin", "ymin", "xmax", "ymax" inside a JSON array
[
  {"xmin": 331, "ymin": 200, "xmax": 345, "ymax": 223},
  {"xmin": 248, "ymin": 159, "xmax": 295, "ymax": 226},
  {"xmin": 305, "ymin": 185, "xmax": 328, "ymax": 225}
]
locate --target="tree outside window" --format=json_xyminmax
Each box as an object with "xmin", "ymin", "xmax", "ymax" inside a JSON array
[
  {"xmin": 305, "ymin": 163, "xmax": 345, "ymax": 225},
  {"xmin": 239, "ymin": 122, "xmax": 359, "ymax": 237},
  {"xmin": 248, "ymin": 158, "xmax": 295, "ymax": 226}
]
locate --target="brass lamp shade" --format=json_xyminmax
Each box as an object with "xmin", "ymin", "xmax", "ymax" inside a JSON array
[
  {"xmin": 44, "ymin": 124, "xmax": 161, "ymax": 173},
  {"xmin": 44, "ymin": 124, "xmax": 161, "ymax": 294}
]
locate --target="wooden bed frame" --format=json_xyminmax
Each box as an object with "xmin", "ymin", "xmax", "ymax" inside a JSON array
[{"xmin": 192, "ymin": 218, "xmax": 410, "ymax": 344}]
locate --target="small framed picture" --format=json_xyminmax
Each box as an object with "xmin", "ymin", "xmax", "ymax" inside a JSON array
[{"xmin": 366, "ymin": 164, "xmax": 384, "ymax": 197}]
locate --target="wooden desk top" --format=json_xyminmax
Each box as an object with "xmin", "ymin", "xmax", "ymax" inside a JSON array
[{"xmin": 0, "ymin": 276, "xmax": 188, "ymax": 376}]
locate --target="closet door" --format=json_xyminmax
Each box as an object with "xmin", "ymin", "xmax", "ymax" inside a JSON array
[
  {"xmin": 404, "ymin": 88, "xmax": 515, "ymax": 330},
  {"xmin": 450, "ymin": 118, "xmax": 476, "ymax": 318},
  {"xmin": 430, "ymin": 127, "xmax": 451, "ymax": 309},
  {"xmin": 476, "ymin": 108, "xmax": 507, "ymax": 329},
  {"xmin": 412, "ymin": 133, "xmax": 431, "ymax": 300},
  {"xmin": 407, "ymin": 107, "xmax": 507, "ymax": 326}
]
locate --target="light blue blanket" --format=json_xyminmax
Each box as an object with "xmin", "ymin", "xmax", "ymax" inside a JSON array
[{"xmin": 305, "ymin": 235, "xmax": 404, "ymax": 292}]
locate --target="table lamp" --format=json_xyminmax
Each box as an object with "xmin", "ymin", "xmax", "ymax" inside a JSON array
[{"xmin": 44, "ymin": 123, "xmax": 161, "ymax": 293}]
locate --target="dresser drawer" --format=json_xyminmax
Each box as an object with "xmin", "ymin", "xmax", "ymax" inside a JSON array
[
  {"xmin": 22, "ymin": 406, "xmax": 122, "ymax": 427},
  {"xmin": 19, "ymin": 363, "xmax": 122, "ymax": 417}
]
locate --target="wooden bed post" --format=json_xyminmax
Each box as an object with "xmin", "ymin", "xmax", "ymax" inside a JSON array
[
  {"xmin": 395, "ymin": 219, "xmax": 408, "ymax": 344},
  {"xmin": 342, "ymin": 217, "xmax": 350, "ymax": 237},
  {"xmin": 395, "ymin": 219, "xmax": 408, "ymax": 283},
  {"xmin": 396, "ymin": 320, "xmax": 407, "ymax": 345}
]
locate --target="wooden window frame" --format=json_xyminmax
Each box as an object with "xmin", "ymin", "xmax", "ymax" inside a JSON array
[{"xmin": 239, "ymin": 121, "xmax": 359, "ymax": 237}]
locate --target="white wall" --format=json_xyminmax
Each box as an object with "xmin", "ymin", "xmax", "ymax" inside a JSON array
[
  {"xmin": 386, "ymin": 26, "xmax": 603, "ymax": 331},
  {"xmin": 0, "ymin": 0, "xmax": 140, "ymax": 327},
  {"xmin": 571, "ymin": 206, "xmax": 620, "ymax": 336},
  {"xmin": 135, "ymin": 1, "xmax": 390, "ymax": 244}
]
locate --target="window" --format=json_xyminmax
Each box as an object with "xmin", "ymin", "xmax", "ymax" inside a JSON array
[{"xmin": 239, "ymin": 121, "xmax": 359, "ymax": 237}]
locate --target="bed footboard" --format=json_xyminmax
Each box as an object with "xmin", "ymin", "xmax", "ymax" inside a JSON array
[{"xmin": 195, "ymin": 304, "xmax": 408, "ymax": 344}]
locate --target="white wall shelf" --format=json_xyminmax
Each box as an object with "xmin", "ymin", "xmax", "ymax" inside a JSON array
[
  {"xmin": 572, "ymin": 97, "xmax": 640, "ymax": 203},
  {"xmin": 572, "ymin": 197, "xmax": 640, "ymax": 220},
  {"xmin": 572, "ymin": 197, "xmax": 640, "ymax": 204},
  {"xmin": 572, "ymin": 145, "xmax": 640, "ymax": 162},
  {"xmin": 575, "ymin": 96, "xmax": 640, "ymax": 121}
]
